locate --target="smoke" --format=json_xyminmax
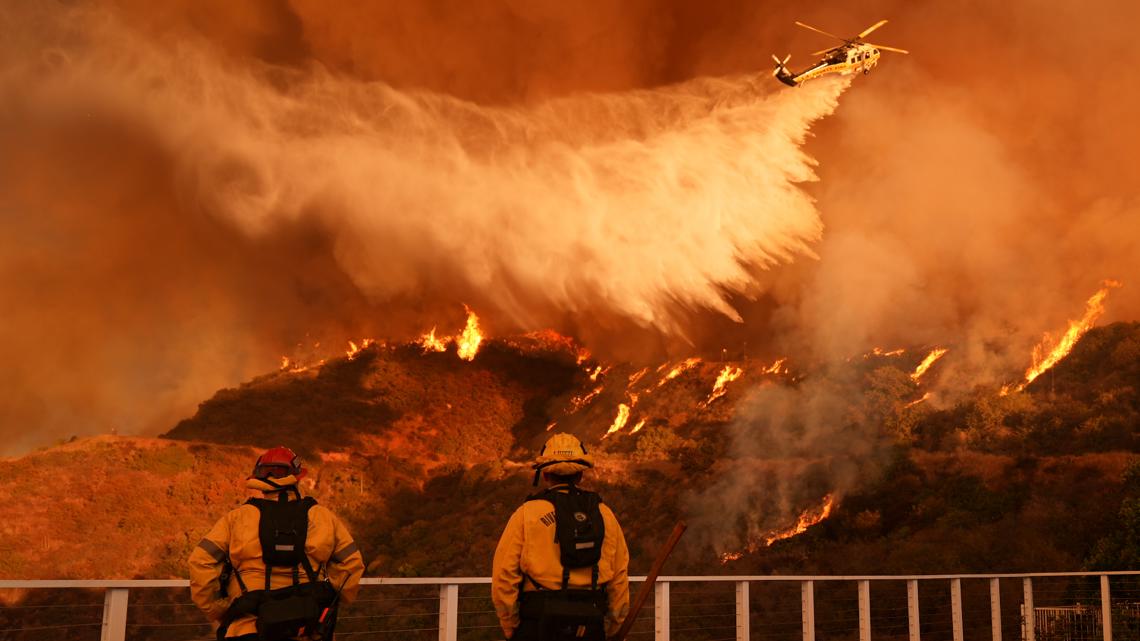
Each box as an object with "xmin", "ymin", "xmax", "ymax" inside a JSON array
[
  {"xmin": 3, "ymin": 0, "xmax": 1140, "ymax": 455},
  {"xmin": 0, "ymin": 3, "xmax": 847, "ymax": 451}
]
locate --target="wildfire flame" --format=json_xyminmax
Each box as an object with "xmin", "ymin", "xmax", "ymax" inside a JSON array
[
  {"xmin": 866, "ymin": 347, "xmax": 906, "ymax": 358},
  {"xmin": 630, "ymin": 419, "xmax": 647, "ymax": 434},
  {"xmin": 456, "ymin": 307, "xmax": 483, "ymax": 361},
  {"xmin": 719, "ymin": 494, "xmax": 836, "ymax": 564},
  {"xmin": 762, "ymin": 358, "xmax": 788, "ymax": 375},
  {"xmin": 704, "ymin": 365, "xmax": 744, "ymax": 406},
  {"xmin": 628, "ymin": 367, "xmax": 649, "ymax": 385},
  {"xmin": 419, "ymin": 327, "xmax": 448, "ymax": 353},
  {"xmin": 346, "ymin": 338, "xmax": 375, "ymax": 360},
  {"xmin": 588, "ymin": 366, "xmax": 610, "ymax": 382},
  {"xmin": 603, "ymin": 403, "xmax": 631, "ymax": 439},
  {"xmin": 904, "ymin": 392, "xmax": 932, "ymax": 409},
  {"xmin": 764, "ymin": 494, "xmax": 835, "ymax": 545},
  {"xmin": 910, "ymin": 347, "xmax": 948, "ymax": 382},
  {"xmin": 1005, "ymin": 280, "xmax": 1122, "ymax": 394},
  {"xmin": 416, "ymin": 307, "xmax": 485, "ymax": 360},
  {"xmin": 569, "ymin": 386, "xmax": 604, "ymax": 413},
  {"xmin": 657, "ymin": 357, "xmax": 702, "ymax": 388}
]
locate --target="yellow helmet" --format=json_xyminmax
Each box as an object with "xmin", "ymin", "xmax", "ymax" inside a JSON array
[{"xmin": 532, "ymin": 433, "xmax": 594, "ymax": 485}]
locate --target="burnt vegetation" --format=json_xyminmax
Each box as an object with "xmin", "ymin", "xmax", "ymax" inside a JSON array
[{"xmin": 3, "ymin": 324, "xmax": 1140, "ymax": 639}]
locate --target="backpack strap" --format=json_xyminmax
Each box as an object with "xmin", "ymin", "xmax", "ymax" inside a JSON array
[{"xmin": 246, "ymin": 495, "xmax": 321, "ymax": 589}]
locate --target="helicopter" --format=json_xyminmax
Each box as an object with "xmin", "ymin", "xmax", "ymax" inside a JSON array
[{"xmin": 773, "ymin": 19, "xmax": 908, "ymax": 87}]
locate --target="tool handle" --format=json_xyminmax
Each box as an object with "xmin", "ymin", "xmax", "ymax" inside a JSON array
[{"xmin": 610, "ymin": 521, "xmax": 687, "ymax": 641}]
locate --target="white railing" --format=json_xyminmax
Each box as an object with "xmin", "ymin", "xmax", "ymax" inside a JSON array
[{"xmin": 3, "ymin": 571, "xmax": 1140, "ymax": 641}]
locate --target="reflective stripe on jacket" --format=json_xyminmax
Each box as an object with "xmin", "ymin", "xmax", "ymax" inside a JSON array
[
  {"xmin": 188, "ymin": 496, "xmax": 365, "ymax": 638},
  {"xmin": 491, "ymin": 486, "xmax": 630, "ymax": 638}
]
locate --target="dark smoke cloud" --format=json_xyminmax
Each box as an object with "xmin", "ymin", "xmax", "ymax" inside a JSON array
[{"xmin": 2, "ymin": 0, "xmax": 1139, "ymax": 454}]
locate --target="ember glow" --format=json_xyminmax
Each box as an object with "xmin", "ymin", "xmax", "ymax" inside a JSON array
[
  {"xmin": 910, "ymin": 348, "xmax": 948, "ymax": 382},
  {"xmin": 704, "ymin": 365, "xmax": 744, "ymax": 406},
  {"xmin": 1005, "ymin": 280, "xmax": 1122, "ymax": 394}
]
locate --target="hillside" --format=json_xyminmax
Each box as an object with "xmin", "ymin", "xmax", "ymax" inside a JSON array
[{"xmin": 1, "ymin": 323, "xmax": 1139, "ymax": 584}]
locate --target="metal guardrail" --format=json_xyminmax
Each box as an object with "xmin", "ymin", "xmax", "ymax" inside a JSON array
[{"xmin": 3, "ymin": 571, "xmax": 1140, "ymax": 641}]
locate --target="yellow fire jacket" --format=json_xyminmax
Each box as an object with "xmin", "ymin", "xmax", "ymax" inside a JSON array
[
  {"xmin": 188, "ymin": 495, "xmax": 365, "ymax": 638},
  {"xmin": 492, "ymin": 485, "xmax": 630, "ymax": 638}
]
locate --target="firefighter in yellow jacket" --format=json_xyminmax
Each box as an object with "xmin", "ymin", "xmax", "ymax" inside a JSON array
[
  {"xmin": 189, "ymin": 446, "xmax": 365, "ymax": 640},
  {"xmin": 492, "ymin": 433, "xmax": 630, "ymax": 640}
]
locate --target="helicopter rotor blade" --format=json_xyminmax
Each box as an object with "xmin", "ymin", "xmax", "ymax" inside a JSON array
[
  {"xmin": 867, "ymin": 43, "xmax": 909, "ymax": 54},
  {"xmin": 794, "ymin": 21, "xmax": 847, "ymax": 42},
  {"xmin": 857, "ymin": 20, "xmax": 888, "ymax": 39},
  {"xmin": 811, "ymin": 47, "xmax": 839, "ymax": 56}
]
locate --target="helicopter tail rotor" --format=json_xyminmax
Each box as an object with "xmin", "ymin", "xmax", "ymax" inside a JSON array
[{"xmin": 771, "ymin": 53, "xmax": 791, "ymax": 75}]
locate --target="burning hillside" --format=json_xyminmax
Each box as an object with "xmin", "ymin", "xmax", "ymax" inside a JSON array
[{"xmin": 0, "ymin": 316, "xmax": 1138, "ymax": 586}]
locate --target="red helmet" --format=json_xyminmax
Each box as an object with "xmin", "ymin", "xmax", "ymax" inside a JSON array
[{"xmin": 250, "ymin": 446, "xmax": 305, "ymax": 480}]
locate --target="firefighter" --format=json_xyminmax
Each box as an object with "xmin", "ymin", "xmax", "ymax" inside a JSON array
[
  {"xmin": 189, "ymin": 446, "xmax": 365, "ymax": 640},
  {"xmin": 492, "ymin": 433, "xmax": 630, "ymax": 640}
]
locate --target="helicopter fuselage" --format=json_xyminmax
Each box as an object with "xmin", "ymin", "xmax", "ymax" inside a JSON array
[{"xmin": 775, "ymin": 43, "xmax": 882, "ymax": 87}]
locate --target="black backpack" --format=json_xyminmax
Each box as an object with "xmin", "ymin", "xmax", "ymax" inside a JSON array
[
  {"xmin": 224, "ymin": 496, "xmax": 337, "ymax": 641},
  {"xmin": 519, "ymin": 486, "xmax": 608, "ymax": 641}
]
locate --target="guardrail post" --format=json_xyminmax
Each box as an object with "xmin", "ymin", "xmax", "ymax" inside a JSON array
[
  {"xmin": 1022, "ymin": 578, "xmax": 1035, "ymax": 641},
  {"xmin": 858, "ymin": 580, "xmax": 871, "ymax": 641},
  {"xmin": 1101, "ymin": 575, "xmax": 1112, "ymax": 641},
  {"xmin": 439, "ymin": 583, "xmax": 458, "ymax": 641},
  {"xmin": 907, "ymin": 579, "xmax": 920, "ymax": 641},
  {"xmin": 991, "ymin": 578, "xmax": 1002, "ymax": 641},
  {"xmin": 655, "ymin": 581, "xmax": 670, "ymax": 641},
  {"xmin": 951, "ymin": 578, "xmax": 964, "ymax": 641},
  {"xmin": 735, "ymin": 580, "xmax": 750, "ymax": 641},
  {"xmin": 101, "ymin": 587, "xmax": 129, "ymax": 641},
  {"xmin": 802, "ymin": 580, "xmax": 815, "ymax": 641}
]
